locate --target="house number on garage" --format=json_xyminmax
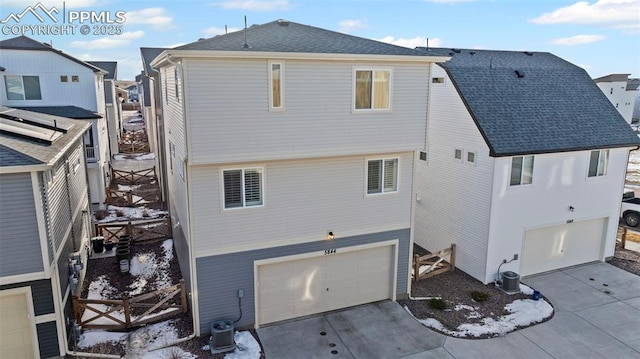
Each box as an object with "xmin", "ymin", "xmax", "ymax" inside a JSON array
[{"xmin": 324, "ymin": 248, "xmax": 337, "ymax": 255}]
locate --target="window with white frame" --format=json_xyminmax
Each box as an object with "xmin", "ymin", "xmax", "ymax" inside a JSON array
[
  {"xmin": 454, "ymin": 148, "xmax": 463, "ymax": 161},
  {"xmin": 269, "ymin": 62, "xmax": 283, "ymax": 110},
  {"xmin": 467, "ymin": 151, "xmax": 476, "ymax": 164},
  {"xmin": 588, "ymin": 149, "xmax": 609, "ymax": 177},
  {"xmin": 223, "ymin": 168, "xmax": 263, "ymax": 209},
  {"xmin": 354, "ymin": 68, "xmax": 391, "ymax": 110},
  {"xmin": 4, "ymin": 75, "xmax": 41, "ymax": 100},
  {"xmin": 169, "ymin": 142, "xmax": 174, "ymax": 174},
  {"xmin": 510, "ymin": 155, "xmax": 534, "ymax": 186},
  {"xmin": 367, "ymin": 158, "xmax": 398, "ymax": 194}
]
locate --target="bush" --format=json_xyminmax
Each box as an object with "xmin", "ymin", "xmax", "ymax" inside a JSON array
[
  {"xmin": 470, "ymin": 290, "xmax": 490, "ymax": 302},
  {"xmin": 429, "ymin": 298, "xmax": 448, "ymax": 310},
  {"xmin": 94, "ymin": 210, "xmax": 107, "ymax": 220},
  {"xmin": 115, "ymin": 209, "xmax": 125, "ymax": 217}
]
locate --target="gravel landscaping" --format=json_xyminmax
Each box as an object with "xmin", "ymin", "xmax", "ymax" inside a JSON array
[{"xmin": 608, "ymin": 241, "xmax": 640, "ymax": 276}]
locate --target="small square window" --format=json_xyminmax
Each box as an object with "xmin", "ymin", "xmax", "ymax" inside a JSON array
[
  {"xmin": 432, "ymin": 77, "xmax": 445, "ymax": 84},
  {"xmin": 60, "ymin": 75, "xmax": 68, "ymax": 82},
  {"xmin": 419, "ymin": 151, "xmax": 427, "ymax": 161},
  {"xmin": 71, "ymin": 75, "xmax": 79, "ymax": 83},
  {"xmin": 454, "ymin": 149, "xmax": 462, "ymax": 160},
  {"xmin": 467, "ymin": 152, "xmax": 476, "ymax": 163}
]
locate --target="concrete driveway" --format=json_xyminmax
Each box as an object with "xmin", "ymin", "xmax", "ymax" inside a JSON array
[{"xmin": 256, "ymin": 262, "xmax": 640, "ymax": 358}]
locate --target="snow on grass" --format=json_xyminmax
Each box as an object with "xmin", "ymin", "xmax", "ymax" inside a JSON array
[
  {"xmin": 77, "ymin": 330, "xmax": 127, "ymax": 348},
  {"xmin": 406, "ymin": 297, "xmax": 554, "ymax": 338},
  {"xmin": 129, "ymin": 239, "xmax": 174, "ymax": 296},
  {"xmin": 96, "ymin": 205, "xmax": 167, "ymax": 223},
  {"xmin": 519, "ymin": 283, "xmax": 534, "ymax": 295}
]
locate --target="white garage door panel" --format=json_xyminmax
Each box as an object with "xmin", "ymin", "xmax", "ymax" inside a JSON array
[
  {"xmin": 522, "ymin": 218, "xmax": 605, "ymax": 276},
  {"xmin": 0, "ymin": 293, "xmax": 36, "ymax": 359},
  {"xmin": 257, "ymin": 244, "xmax": 395, "ymax": 325}
]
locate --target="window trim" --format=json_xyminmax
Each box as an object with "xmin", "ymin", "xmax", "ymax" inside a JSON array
[
  {"xmin": 509, "ymin": 155, "xmax": 534, "ymax": 186},
  {"xmin": 366, "ymin": 157, "xmax": 399, "ymax": 196},
  {"xmin": 268, "ymin": 61, "xmax": 284, "ymax": 111},
  {"xmin": 221, "ymin": 166, "xmax": 265, "ymax": 210},
  {"xmin": 4, "ymin": 75, "xmax": 42, "ymax": 100},
  {"xmin": 587, "ymin": 149, "xmax": 609, "ymax": 178},
  {"xmin": 352, "ymin": 67, "xmax": 392, "ymax": 112}
]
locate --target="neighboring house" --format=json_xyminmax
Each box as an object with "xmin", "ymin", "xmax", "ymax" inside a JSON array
[
  {"xmin": 0, "ymin": 35, "xmax": 110, "ymax": 209},
  {"xmin": 150, "ymin": 19, "xmax": 448, "ymax": 334},
  {"xmin": 0, "ymin": 106, "xmax": 92, "ymax": 358},
  {"xmin": 88, "ymin": 61, "xmax": 123, "ymax": 156},
  {"xmin": 631, "ymin": 78, "xmax": 640, "ymax": 124},
  {"xmin": 594, "ymin": 74, "xmax": 639, "ymax": 124},
  {"xmin": 413, "ymin": 48, "xmax": 640, "ymax": 285},
  {"xmin": 140, "ymin": 47, "xmax": 168, "ymax": 207}
]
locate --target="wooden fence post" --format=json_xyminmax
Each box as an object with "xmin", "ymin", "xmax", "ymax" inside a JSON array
[
  {"xmin": 413, "ymin": 254, "xmax": 420, "ymax": 282},
  {"xmin": 622, "ymin": 227, "xmax": 627, "ymax": 249},
  {"xmin": 450, "ymin": 243, "xmax": 456, "ymax": 271},
  {"xmin": 123, "ymin": 294, "xmax": 131, "ymax": 329},
  {"xmin": 179, "ymin": 279, "xmax": 188, "ymax": 313},
  {"xmin": 127, "ymin": 191, "xmax": 133, "ymax": 207},
  {"xmin": 127, "ymin": 221, "xmax": 133, "ymax": 237},
  {"xmin": 72, "ymin": 295, "xmax": 81, "ymax": 325}
]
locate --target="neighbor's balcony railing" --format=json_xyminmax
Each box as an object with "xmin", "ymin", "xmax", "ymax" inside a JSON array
[{"xmin": 85, "ymin": 146, "xmax": 97, "ymax": 162}]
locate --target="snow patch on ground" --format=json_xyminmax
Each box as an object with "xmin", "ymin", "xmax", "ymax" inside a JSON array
[
  {"xmin": 224, "ymin": 331, "xmax": 262, "ymax": 359},
  {"xmin": 129, "ymin": 239, "xmax": 174, "ymax": 296},
  {"xmin": 96, "ymin": 205, "xmax": 167, "ymax": 223},
  {"xmin": 406, "ymin": 297, "xmax": 554, "ymax": 338},
  {"xmin": 519, "ymin": 283, "xmax": 534, "ymax": 295}
]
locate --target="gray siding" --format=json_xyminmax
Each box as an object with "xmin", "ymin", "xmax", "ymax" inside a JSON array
[
  {"xmin": 46, "ymin": 159, "xmax": 72, "ymax": 251},
  {"xmin": 0, "ymin": 279, "xmax": 54, "ymax": 315},
  {"xmin": 0, "ymin": 172, "xmax": 43, "ymax": 276},
  {"xmin": 36, "ymin": 321, "xmax": 60, "ymax": 358},
  {"xmin": 170, "ymin": 217, "xmax": 191, "ymax": 293},
  {"xmin": 195, "ymin": 228, "xmax": 409, "ymax": 333},
  {"xmin": 104, "ymin": 81, "xmax": 114, "ymax": 104}
]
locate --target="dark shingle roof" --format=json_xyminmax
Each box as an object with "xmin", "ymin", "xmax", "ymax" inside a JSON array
[
  {"xmin": 175, "ymin": 20, "xmax": 426, "ymax": 56},
  {"xmin": 14, "ymin": 106, "xmax": 101, "ymax": 119},
  {"xmin": 140, "ymin": 47, "xmax": 166, "ymax": 75},
  {"xmin": 0, "ymin": 36, "xmax": 104, "ymax": 73},
  {"xmin": 417, "ymin": 47, "xmax": 640, "ymax": 156},
  {"xmin": 87, "ymin": 61, "xmax": 117, "ymax": 80},
  {"xmin": 0, "ymin": 106, "xmax": 91, "ymax": 167}
]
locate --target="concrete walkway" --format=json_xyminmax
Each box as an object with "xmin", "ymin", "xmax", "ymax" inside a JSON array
[{"xmin": 257, "ymin": 262, "xmax": 640, "ymax": 358}]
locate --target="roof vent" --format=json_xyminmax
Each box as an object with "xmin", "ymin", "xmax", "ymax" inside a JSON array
[
  {"xmin": 515, "ymin": 70, "xmax": 525, "ymax": 78},
  {"xmin": 469, "ymin": 51, "xmax": 476, "ymax": 55},
  {"xmin": 524, "ymin": 51, "xmax": 533, "ymax": 56},
  {"xmin": 451, "ymin": 48, "xmax": 461, "ymax": 53},
  {"xmin": 198, "ymin": 38, "xmax": 206, "ymax": 41},
  {"xmin": 277, "ymin": 19, "xmax": 289, "ymax": 26}
]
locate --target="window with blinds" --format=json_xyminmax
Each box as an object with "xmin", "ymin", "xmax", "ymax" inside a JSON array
[
  {"xmin": 223, "ymin": 168, "xmax": 263, "ymax": 209},
  {"xmin": 269, "ymin": 61, "xmax": 284, "ymax": 110},
  {"xmin": 354, "ymin": 68, "xmax": 391, "ymax": 111},
  {"xmin": 367, "ymin": 158, "xmax": 398, "ymax": 194}
]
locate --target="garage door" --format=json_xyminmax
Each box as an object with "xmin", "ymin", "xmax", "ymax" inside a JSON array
[
  {"xmin": 256, "ymin": 243, "xmax": 396, "ymax": 326},
  {"xmin": 0, "ymin": 289, "xmax": 37, "ymax": 358},
  {"xmin": 522, "ymin": 218, "xmax": 606, "ymax": 276}
]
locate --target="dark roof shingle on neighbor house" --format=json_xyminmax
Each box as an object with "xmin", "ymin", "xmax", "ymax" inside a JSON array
[
  {"xmin": 417, "ymin": 47, "xmax": 640, "ymax": 156},
  {"xmin": 0, "ymin": 106, "xmax": 91, "ymax": 167},
  {"xmin": 175, "ymin": 19, "xmax": 427, "ymax": 57},
  {"xmin": 0, "ymin": 35, "xmax": 105, "ymax": 73},
  {"xmin": 14, "ymin": 106, "xmax": 101, "ymax": 119},
  {"xmin": 140, "ymin": 47, "xmax": 166, "ymax": 75},
  {"xmin": 87, "ymin": 61, "xmax": 118, "ymax": 80}
]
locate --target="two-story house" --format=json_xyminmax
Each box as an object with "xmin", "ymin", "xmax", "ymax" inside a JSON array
[
  {"xmin": 594, "ymin": 73, "xmax": 639, "ymax": 125},
  {"xmin": 0, "ymin": 106, "xmax": 92, "ymax": 358},
  {"xmin": 413, "ymin": 48, "xmax": 640, "ymax": 284},
  {"xmin": 0, "ymin": 35, "xmax": 110, "ymax": 209},
  {"xmin": 150, "ymin": 20, "xmax": 448, "ymax": 334},
  {"xmin": 88, "ymin": 61, "xmax": 123, "ymax": 156}
]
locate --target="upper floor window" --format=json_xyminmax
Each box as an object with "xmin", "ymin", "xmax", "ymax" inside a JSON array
[
  {"xmin": 72, "ymin": 75, "xmax": 80, "ymax": 83},
  {"xmin": 4, "ymin": 75, "xmax": 41, "ymax": 100},
  {"xmin": 223, "ymin": 167, "xmax": 264, "ymax": 209},
  {"xmin": 367, "ymin": 158, "xmax": 398, "ymax": 194},
  {"xmin": 354, "ymin": 68, "xmax": 391, "ymax": 111},
  {"xmin": 174, "ymin": 68, "xmax": 180, "ymax": 102},
  {"xmin": 60, "ymin": 75, "xmax": 68, "ymax": 82},
  {"xmin": 269, "ymin": 61, "xmax": 284, "ymax": 110},
  {"xmin": 588, "ymin": 149, "xmax": 609, "ymax": 177},
  {"xmin": 432, "ymin": 77, "xmax": 445, "ymax": 84},
  {"xmin": 510, "ymin": 155, "xmax": 534, "ymax": 186}
]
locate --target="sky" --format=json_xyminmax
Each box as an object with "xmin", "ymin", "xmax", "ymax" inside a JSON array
[{"xmin": 1, "ymin": 0, "xmax": 639, "ymax": 81}]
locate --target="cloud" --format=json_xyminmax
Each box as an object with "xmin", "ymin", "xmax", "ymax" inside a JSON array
[
  {"xmin": 338, "ymin": 19, "xmax": 367, "ymax": 33},
  {"xmin": 68, "ymin": 31, "xmax": 145, "ymax": 49},
  {"xmin": 213, "ymin": 0, "xmax": 290, "ymax": 11},
  {"xmin": 377, "ymin": 36, "xmax": 442, "ymax": 49},
  {"xmin": 124, "ymin": 8, "xmax": 174, "ymax": 29},
  {"xmin": 1, "ymin": 0, "xmax": 97, "ymax": 8},
  {"xmin": 550, "ymin": 34, "xmax": 606, "ymax": 45},
  {"xmin": 530, "ymin": 0, "xmax": 640, "ymax": 26},
  {"xmin": 203, "ymin": 26, "xmax": 241, "ymax": 36},
  {"xmin": 424, "ymin": 0, "xmax": 475, "ymax": 3}
]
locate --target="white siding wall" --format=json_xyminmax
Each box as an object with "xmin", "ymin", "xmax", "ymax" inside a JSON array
[
  {"xmin": 0, "ymin": 50, "xmax": 99, "ymax": 111},
  {"xmin": 486, "ymin": 148, "xmax": 630, "ymax": 283},
  {"xmin": 414, "ymin": 65, "xmax": 494, "ymax": 281},
  {"xmin": 162, "ymin": 64, "xmax": 190, "ymax": 249},
  {"xmin": 190, "ymin": 153, "xmax": 414, "ymax": 256},
  {"xmin": 183, "ymin": 58, "xmax": 429, "ymax": 164},
  {"xmin": 596, "ymin": 81, "xmax": 636, "ymax": 124}
]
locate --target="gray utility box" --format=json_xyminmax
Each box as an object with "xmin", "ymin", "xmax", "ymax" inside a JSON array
[
  {"xmin": 209, "ymin": 320, "xmax": 236, "ymax": 354},
  {"xmin": 501, "ymin": 271, "xmax": 520, "ymax": 293}
]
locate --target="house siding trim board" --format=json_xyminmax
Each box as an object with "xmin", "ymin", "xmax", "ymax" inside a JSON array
[{"xmin": 194, "ymin": 228, "xmax": 410, "ymax": 334}]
